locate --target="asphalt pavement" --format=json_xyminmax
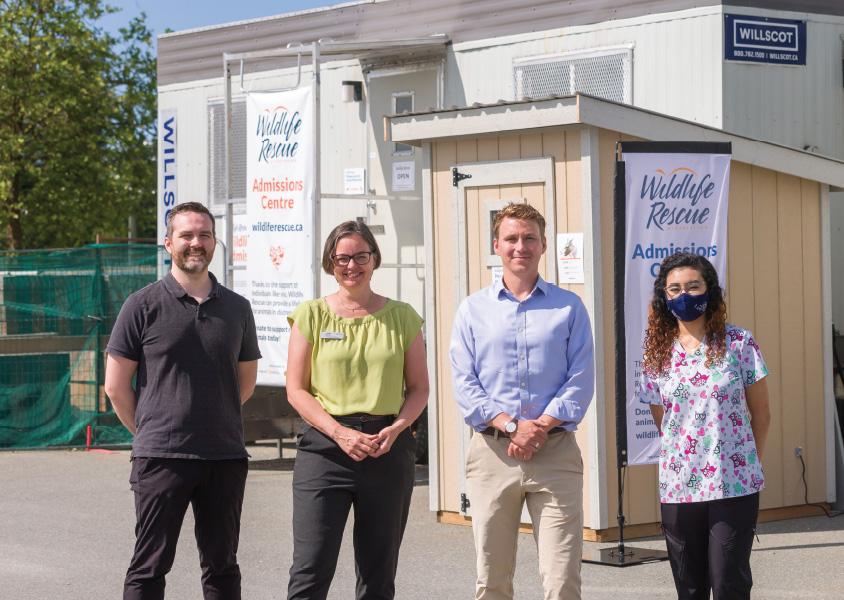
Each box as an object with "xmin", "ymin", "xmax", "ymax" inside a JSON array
[{"xmin": 1, "ymin": 445, "xmax": 842, "ymax": 599}]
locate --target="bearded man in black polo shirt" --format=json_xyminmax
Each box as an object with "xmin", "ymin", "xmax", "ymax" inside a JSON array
[{"xmin": 105, "ymin": 202, "xmax": 261, "ymax": 600}]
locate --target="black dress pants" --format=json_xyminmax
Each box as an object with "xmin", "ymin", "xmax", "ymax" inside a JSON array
[
  {"xmin": 660, "ymin": 493, "xmax": 759, "ymax": 600},
  {"xmin": 123, "ymin": 457, "xmax": 248, "ymax": 600},
  {"xmin": 287, "ymin": 424, "xmax": 416, "ymax": 600}
]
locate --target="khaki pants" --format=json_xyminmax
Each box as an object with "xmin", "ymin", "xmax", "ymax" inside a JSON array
[{"xmin": 466, "ymin": 430, "xmax": 583, "ymax": 600}]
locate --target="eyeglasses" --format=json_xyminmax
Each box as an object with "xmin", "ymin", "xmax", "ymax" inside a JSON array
[
  {"xmin": 332, "ymin": 252, "xmax": 373, "ymax": 267},
  {"xmin": 664, "ymin": 281, "xmax": 706, "ymax": 298}
]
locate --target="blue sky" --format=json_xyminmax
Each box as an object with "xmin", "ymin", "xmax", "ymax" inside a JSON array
[{"xmin": 99, "ymin": 0, "xmax": 341, "ymax": 42}]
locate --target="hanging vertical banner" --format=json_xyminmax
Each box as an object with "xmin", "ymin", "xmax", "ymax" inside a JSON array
[
  {"xmin": 246, "ymin": 88, "xmax": 315, "ymax": 386},
  {"xmin": 621, "ymin": 142, "xmax": 731, "ymax": 465}
]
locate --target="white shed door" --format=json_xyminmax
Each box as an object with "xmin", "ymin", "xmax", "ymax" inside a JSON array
[{"xmin": 451, "ymin": 157, "xmax": 556, "ymax": 525}]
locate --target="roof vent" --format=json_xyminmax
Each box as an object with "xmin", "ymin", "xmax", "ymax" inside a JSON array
[
  {"xmin": 513, "ymin": 46, "xmax": 632, "ymax": 104},
  {"xmin": 208, "ymin": 100, "xmax": 247, "ymax": 204}
]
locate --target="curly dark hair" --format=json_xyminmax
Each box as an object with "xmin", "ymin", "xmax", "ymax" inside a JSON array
[{"xmin": 642, "ymin": 252, "xmax": 727, "ymax": 376}]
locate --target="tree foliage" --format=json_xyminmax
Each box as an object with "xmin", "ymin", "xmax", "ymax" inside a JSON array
[{"xmin": 0, "ymin": 0, "xmax": 156, "ymax": 249}]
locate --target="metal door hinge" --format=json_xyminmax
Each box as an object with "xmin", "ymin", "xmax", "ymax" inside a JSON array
[
  {"xmin": 452, "ymin": 168, "xmax": 472, "ymax": 187},
  {"xmin": 460, "ymin": 492, "xmax": 470, "ymax": 513}
]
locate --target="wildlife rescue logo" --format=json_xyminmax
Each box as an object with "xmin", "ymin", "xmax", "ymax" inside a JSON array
[{"xmin": 620, "ymin": 142, "xmax": 731, "ymax": 466}]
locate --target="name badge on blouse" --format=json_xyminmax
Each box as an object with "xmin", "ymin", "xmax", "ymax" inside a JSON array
[{"xmin": 320, "ymin": 331, "xmax": 345, "ymax": 340}]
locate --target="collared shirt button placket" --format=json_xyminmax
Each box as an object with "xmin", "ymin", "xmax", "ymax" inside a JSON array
[
  {"xmin": 450, "ymin": 274, "xmax": 594, "ymax": 435},
  {"xmin": 516, "ymin": 304, "xmax": 529, "ymax": 411},
  {"xmin": 519, "ymin": 349, "xmax": 527, "ymax": 413}
]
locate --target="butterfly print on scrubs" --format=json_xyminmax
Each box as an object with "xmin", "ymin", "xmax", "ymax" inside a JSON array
[{"xmin": 638, "ymin": 325, "xmax": 768, "ymax": 503}]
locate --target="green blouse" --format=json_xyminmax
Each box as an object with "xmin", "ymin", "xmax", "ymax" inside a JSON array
[{"xmin": 288, "ymin": 298, "xmax": 423, "ymax": 416}]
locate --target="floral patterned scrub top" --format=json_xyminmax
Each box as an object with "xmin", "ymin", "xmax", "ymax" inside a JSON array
[{"xmin": 637, "ymin": 324, "xmax": 768, "ymax": 504}]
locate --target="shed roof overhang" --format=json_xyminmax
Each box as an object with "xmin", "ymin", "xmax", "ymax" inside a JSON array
[{"xmin": 386, "ymin": 94, "xmax": 844, "ymax": 190}]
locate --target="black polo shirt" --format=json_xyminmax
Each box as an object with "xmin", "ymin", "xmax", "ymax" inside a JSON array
[{"xmin": 106, "ymin": 272, "xmax": 261, "ymax": 459}]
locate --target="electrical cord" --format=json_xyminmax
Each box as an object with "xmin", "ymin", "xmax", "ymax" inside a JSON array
[{"xmin": 798, "ymin": 454, "xmax": 843, "ymax": 518}]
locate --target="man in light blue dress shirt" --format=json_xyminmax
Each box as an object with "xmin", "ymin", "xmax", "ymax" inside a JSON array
[{"xmin": 450, "ymin": 202, "xmax": 594, "ymax": 600}]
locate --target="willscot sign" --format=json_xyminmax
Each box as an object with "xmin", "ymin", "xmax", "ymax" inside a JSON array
[{"xmin": 725, "ymin": 14, "xmax": 806, "ymax": 65}]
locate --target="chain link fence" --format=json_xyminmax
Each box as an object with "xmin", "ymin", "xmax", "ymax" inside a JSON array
[{"xmin": 0, "ymin": 244, "xmax": 162, "ymax": 449}]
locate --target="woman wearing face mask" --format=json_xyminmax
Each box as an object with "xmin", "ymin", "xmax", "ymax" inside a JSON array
[
  {"xmin": 285, "ymin": 220, "xmax": 429, "ymax": 600},
  {"xmin": 637, "ymin": 252, "xmax": 771, "ymax": 600}
]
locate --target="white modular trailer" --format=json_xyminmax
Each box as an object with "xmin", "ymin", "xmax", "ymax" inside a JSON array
[
  {"xmin": 157, "ymin": 45, "xmax": 445, "ymax": 313},
  {"xmin": 156, "ymin": 0, "xmax": 844, "ymax": 517},
  {"xmin": 157, "ymin": 0, "xmax": 844, "ymax": 306},
  {"xmin": 157, "ymin": 0, "xmax": 844, "ymax": 153},
  {"xmin": 721, "ymin": 5, "xmax": 844, "ymax": 158}
]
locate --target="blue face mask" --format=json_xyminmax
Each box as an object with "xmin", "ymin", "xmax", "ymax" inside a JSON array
[{"xmin": 666, "ymin": 292, "xmax": 709, "ymax": 322}]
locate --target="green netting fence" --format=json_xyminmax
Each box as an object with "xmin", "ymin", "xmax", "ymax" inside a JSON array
[{"xmin": 0, "ymin": 244, "xmax": 163, "ymax": 449}]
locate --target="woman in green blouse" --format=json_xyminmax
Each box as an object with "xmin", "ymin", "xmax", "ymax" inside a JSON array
[{"xmin": 285, "ymin": 220, "xmax": 429, "ymax": 600}]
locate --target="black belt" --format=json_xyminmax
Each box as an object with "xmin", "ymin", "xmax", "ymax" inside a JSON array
[
  {"xmin": 334, "ymin": 414, "xmax": 395, "ymax": 431},
  {"xmin": 479, "ymin": 426, "xmax": 568, "ymax": 438},
  {"xmin": 479, "ymin": 427, "xmax": 507, "ymax": 439}
]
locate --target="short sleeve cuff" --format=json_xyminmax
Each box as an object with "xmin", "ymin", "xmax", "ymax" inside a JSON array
[
  {"xmin": 404, "ymin": 309, "xmax": 424, "ymax": 347},
  {"xmin": 288, "ymin": 301, "xmax": 314, "ymax": 344},
  {"xmin": 635, "ymin": 375, "xmax": 662, "ymax": 407},
  {"xmin": 105, "ymin": 345, "xmax": 140, "ymax": 362},
  {"xmin": 740, "ymin": 331, "xmax": 769, "ymax": 387},
  {"xmin": 744, "ymin": 368, "xmax": 768, "ymax": 387}
]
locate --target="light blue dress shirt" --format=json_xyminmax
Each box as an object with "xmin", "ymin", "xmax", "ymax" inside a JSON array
[{"xmin": 449, "ymin": 276, "xmax": 595, "ymax": 431}]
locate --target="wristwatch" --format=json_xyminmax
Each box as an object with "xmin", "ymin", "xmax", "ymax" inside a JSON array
[{"xmin": 503, "ymin": 418, "xmax": 518, "ymax": 435}]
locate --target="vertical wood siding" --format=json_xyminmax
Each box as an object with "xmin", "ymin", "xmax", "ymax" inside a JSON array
[
  {"xmin": 432, "ymin": 128, "xmax": 590, "ymax": 519},
  {"xmin": 432, "ymin": 127, "xmax": 827, "ymax": 529}
]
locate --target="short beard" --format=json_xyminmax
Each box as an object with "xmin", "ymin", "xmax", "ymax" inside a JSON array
[{"xmin": 173, "ymin": 250, "xmax": 209, "ymax": 274}]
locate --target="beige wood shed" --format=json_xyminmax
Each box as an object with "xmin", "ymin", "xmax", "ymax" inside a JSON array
[{"xmin": 386, "ymin": 93, "xmax": 844, "ymax": 540}]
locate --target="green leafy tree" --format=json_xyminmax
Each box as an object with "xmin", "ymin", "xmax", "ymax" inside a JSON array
[
  {"xmin": 107, "ymin": 12, "xmax": 157, "ymax": 245},
  {"xmin": 0, "ymin": 0, "xmax": 156, "ymax": 249}
]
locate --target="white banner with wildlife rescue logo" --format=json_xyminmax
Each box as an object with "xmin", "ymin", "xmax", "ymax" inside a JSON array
[
  {"xmin": 623, "ymin": 146, "xmax": 730, "ymax": 465},
  {"xmin": 245, "ymin": 88, "xmax": 315, "ymax": 386}
]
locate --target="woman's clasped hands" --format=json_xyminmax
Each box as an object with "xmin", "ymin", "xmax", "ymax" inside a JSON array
[
  {"xmin": 332, "ymin": 425, "xmax": 379, "ymax": 461},
  {"xmin": 331, "ymin": 423, "xmax": 403, "ymax": 461}
]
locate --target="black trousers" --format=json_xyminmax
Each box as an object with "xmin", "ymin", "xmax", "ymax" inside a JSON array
[
  {"xmin": 287, "ymin": 423, "xmax": 416, "ymax": 600},
  {"xmin": 123, "ymin": 457, "xmax": 248, "ymax": 600},
  {"xmin": 661, "ymin": 493, "xmax": 759, "ymax": 600}
]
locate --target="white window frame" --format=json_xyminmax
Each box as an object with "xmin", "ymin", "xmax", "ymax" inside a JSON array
[
  {"xmin": 392, "ymin": 91, "xmax": 415, "ymax": 156},
  {"xmin": 483, "ymin": 199, "xmax": 519, "ymax": 267}
]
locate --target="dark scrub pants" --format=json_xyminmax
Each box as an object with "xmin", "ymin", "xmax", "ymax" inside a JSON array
[
  {"xmin": 287, "ymin": 418, "xmax": 416, "ymax": 600},
  {"xmin": 660, "ymin": 492, "xmax": 759, "ymax": 600},
  {"xmin": 123, "ymin": 457, "xmax": 248, "ymax": 600}
]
